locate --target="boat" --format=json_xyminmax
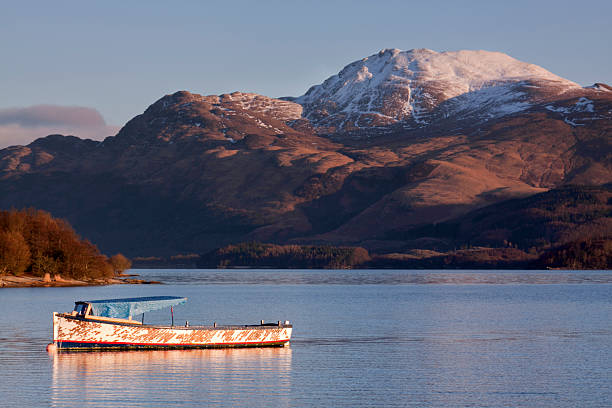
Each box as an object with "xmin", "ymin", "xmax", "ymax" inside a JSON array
[{"xmin": 48, "ymin": 296, "xmax": 292, "ymax": 351}]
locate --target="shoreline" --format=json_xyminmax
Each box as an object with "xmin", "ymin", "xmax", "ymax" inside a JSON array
[{"xmin": 0, "ymin": 274, "xmax": 161, "ymax": 288}]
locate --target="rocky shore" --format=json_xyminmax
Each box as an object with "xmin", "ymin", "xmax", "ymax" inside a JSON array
[{"xmin": 0, "ymin": 273, "xmax": 160, "ymax": 288}]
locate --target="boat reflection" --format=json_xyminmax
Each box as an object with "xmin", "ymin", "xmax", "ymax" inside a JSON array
[{"xmin": 51, "ymin": 347, "xmax": 292, "ymax": 407}]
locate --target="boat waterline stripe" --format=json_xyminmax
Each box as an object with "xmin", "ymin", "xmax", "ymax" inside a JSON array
[{"xmin": 56, "ymin": 338, "xmax": 289, "ymax": 347}]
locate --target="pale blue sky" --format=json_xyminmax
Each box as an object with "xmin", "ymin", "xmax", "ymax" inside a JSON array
[{"xmin": 1, "ymin": 0, "xmax": 611, "ymax": 130}]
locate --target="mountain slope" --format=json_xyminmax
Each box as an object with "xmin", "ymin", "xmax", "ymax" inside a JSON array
[{"xmin": 383, "ymin": 184, "xmax": 612, "ymax": 251}]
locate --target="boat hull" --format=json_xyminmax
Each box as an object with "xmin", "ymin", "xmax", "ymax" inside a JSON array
[{"xmin": 53, "ymin": 313, "xmax": 292, "ymax": 350}]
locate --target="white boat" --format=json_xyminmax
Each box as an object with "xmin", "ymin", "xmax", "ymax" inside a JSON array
[{"xmin": 49, "ymin": 296, "xmax": 292, "ymax": 350}]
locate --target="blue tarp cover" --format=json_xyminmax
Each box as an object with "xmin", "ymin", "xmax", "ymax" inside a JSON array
[{"xmin": 82, "ymin": 296, "xmax": 187, "ymax": 319}]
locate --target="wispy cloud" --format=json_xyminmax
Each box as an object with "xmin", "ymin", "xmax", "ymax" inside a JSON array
[{"xmin": 0, "ymin": 105, "xmax": 119, "ymax": 149}]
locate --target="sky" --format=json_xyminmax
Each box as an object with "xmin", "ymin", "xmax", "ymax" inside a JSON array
[{"xmin": 1, "ymin": 0, "xmax": 611, "ymax": 147}]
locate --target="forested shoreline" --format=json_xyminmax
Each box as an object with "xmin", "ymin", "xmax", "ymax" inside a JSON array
[
  {"xmin": 198, "ymin": 242, "xmax": 372, "ymax": 269},
  {"xmin": 169, "ymin": 239, "xmax": 611, "ymax": 270},
  {"xmin": 1, "ymin": 207, "xmax": 608, "ymax": 279},
  {"xmin": 0, "ymin": 209, "xmax": 131, "ymax": 282}
]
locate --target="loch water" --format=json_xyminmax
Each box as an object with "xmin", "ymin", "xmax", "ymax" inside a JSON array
[{"xmin": 0, "ymin": 269, "xmax": 611, "ymax": 407}]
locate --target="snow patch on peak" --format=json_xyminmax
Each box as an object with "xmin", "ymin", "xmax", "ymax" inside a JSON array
[
  {"xmin": 545, "ymin": 96, "xmax": 608, "ymax": 127},
  {"xmin": 295, "ymin": 48, "xmax": 580, "ymax": 130}
]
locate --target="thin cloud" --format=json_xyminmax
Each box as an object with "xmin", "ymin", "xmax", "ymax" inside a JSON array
[{"xmin": 0, "ymin": 105, "xmax": 120, "ymax": 149}]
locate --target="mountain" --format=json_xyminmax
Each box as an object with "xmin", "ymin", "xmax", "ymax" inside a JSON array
[
  {"xmin": 0, "ymin": 48, "xmax": 611, "ymax": 261},
  {"xmin": 291, "ymin": 48, "xmax": 583, "ymax": 131}
]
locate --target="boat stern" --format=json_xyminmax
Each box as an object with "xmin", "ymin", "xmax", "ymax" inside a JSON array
[
  {"xmin": 283, "ymin": 325, "xmax": 292, "ymax": 345},
  {"xmin": 52, "ymin": 312, "xmax": 59, "ymax": 343}
]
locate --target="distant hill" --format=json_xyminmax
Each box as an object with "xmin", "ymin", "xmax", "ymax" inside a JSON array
[{"xmin": 0, "ymin": 49, "xmax": 610, "ymax": 266}]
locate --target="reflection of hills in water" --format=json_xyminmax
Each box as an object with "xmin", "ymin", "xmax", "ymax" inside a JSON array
[
  {"xmin": 142, "ymin": 270, "xmax": 612, "ymax": 285},
  {"xmin": 51, "ymin": 348, "xmax": 292, "ymax": 407}
]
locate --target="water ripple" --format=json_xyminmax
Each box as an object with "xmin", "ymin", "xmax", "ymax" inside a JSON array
[{"xmin": 138, "ymin": 269, "xmax": 612, "ymax": 286}]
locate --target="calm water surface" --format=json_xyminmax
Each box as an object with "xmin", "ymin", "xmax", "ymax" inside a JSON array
[{"xmin": 0, "ymin": 269, "xmax": 610, "ymax": 407}]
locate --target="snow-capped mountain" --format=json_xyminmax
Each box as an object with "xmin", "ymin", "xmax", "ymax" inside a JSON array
[
  {"xmin": 293, "ymin": 48, "xmax": 581, "ymax": 130},
  {"xmin": 1, "ymin": 48, "xmax": 610, "ymax": 258}
]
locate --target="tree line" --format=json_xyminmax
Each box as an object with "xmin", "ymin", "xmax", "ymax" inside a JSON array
[
  {"xmin": 0, "ymin": 209, "xmax": 131, "ymax": 280},
  {"xmin": 536, "ymin": 238, "xmax": 612, "ymax": 269},
  {"xmin": 199, "ymin": 241, "xmax": 371, "ymax": 269}
]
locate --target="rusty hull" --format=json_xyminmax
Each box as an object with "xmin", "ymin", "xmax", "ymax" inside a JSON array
[{"xmin": 53, "ymin": 313, "xmax": 292, "ymax": 350}]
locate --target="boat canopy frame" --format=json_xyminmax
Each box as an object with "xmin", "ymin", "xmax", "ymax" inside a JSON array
[{"xmin": 74, "ymin": 296, "xmax": 187, "ymax": 320}]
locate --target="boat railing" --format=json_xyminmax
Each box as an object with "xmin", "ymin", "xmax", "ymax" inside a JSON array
[{"xmin": 59, "ymin": 313, "xmax": 291, "ymax": 330}]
